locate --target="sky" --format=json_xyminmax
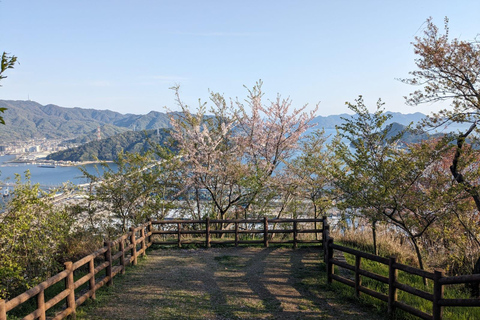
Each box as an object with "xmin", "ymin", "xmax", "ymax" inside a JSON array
[{"xmin": 1, "ymin": 0, "xmax": 480, "ymax": 116}]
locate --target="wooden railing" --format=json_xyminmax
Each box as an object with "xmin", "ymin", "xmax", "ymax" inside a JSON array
[
  {"xmin": 0, "ymin": 222, "xmax": 153, "ymax": 320},
  {"xmin": 324, "ymin": 234, "xmax": 480, "ymax": 320},
  {"xmin": 8, "ymin": 216, "xmax": 480, "ymax": 320},
  {"xmin": 0, "ymin": 217, "xmax": 326, "ymax": 319},
  {"xmin": 150, "ymin": 217, "xmax": 326, "ymax": 248}
]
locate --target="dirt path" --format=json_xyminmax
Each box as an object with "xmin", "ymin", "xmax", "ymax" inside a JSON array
[{"xmin": 79, "ymin": 247, "xmax": 384, "ymax": 320}]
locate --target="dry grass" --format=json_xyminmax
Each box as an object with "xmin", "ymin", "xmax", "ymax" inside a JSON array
[{"xmin": 333, "ymin": 227, "xmax": 419, "ymax": 267}]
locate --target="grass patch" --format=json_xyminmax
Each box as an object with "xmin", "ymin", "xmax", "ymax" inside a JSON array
[{"xmin": 326, "ymin": 248, "xmax": 480, "ymax": 320}]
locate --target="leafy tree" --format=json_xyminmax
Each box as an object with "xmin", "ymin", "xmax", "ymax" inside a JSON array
[
  {"xmin": 403, "ymin": 17, "xmax": 480, "ymax": 213},
  {"xmin": 386, "ymin": 138, "xmax": 455, "ymax": 274},
  {"xmin": 334, "ymin": 96, "xmax": 401, "ymax": 255},
  {"xmin": 0, "ymin": 52, "xmax": 17, "ymax": 124},
  {"xmin": 0, "ymin": 172, "xmax": 72, "ymax": 299},
  {"xmin": 334, "ymin": 97, "xmax": 463, "ymax": 276},
  {"xmin": 82, "ymin": 151, "xmax": 168, "ymax": 233},
  {"xmin": 287, "ymin": 130, "xmax": 340, "ymax": 235}
]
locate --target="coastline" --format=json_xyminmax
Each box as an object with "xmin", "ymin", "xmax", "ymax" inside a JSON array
[{"xmin": 5, "ymin": 155, "xmax": 113, "ymax": 167}]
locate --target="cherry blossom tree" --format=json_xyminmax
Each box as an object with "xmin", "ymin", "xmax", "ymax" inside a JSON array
[
  {"xmin": 235, "ymin": 81, "xmax": 318, "ymax": 216},
  {"xmin": 169, "ymin": 86, "xmax": 249, "ymax": 220},
  {"xmin": 169, "ymin": 82, "xmax": 318, "ymax": 220}
]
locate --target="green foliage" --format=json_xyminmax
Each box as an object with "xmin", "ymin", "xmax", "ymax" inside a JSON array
[
  {"xmin": 81, "ymin": 151, "xmax": 173, "ymax": 234},
  {"xmin": 0, "ymin": 100, "xmax": 172, "ymax": 142},
  {"xmin": 47, "ymin": 129, "xmax": 172, "ymax": 161},
  {"xmin": 0, "ymin": 52, "xmax": 17, "ymax": 85},
  {"xmin": 334, "ymin": 96, "xmax": 403, "ymax": 224},
  {"xmin": 0, "ymin": 171, "xmax": 73, "ymax": 299},
  {"xmin": 287, "ymin": 129, "xmax": 340, "ymax": 218},
  {"xmin": 0, "ymin": 52, "xmax": 17, "ymax": 125},
  {"xmin": 336, "ymin": 248, "xmax": 480, "ymax": 320}
]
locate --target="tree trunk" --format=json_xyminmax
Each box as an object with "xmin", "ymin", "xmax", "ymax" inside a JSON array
[
  {"xmin": 372, "ymin": 220, "xmax": 378, "ymax": 255},
  {"xmin": 410, "ymin": 237, "xmax": 427, "ymax": 286},
  {"xmin": 195, "ymin": 187, "xmax": 201, "ymax": 219},
  {"xmin": 450, "ymin": 124, "xmax": 480, "ymax": 212}
]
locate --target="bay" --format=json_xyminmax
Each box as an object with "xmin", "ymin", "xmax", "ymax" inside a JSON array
[{"xmin": 0, "ymin": 155, "xmax": 114, "ymax": 188}]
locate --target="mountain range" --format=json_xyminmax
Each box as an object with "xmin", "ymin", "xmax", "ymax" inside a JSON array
[
  {"xmin": 0, "ymin": 100, "xmax": 428, "ymax": 143},
  {"xmin": 0, "ymin": 100, "xmax": 172, "ymax": 142}
]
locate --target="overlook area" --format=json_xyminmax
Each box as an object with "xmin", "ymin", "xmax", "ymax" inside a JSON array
[
  {"xmin": 2, "ymin": 2, "xmax": 480, "ymax": 320},
  {"xmin": 78, "ymin": 247, "xmax": 382, "ymax": 320}
]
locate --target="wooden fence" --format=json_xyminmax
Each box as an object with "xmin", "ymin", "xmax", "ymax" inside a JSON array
[
  {"xmin": 0, "ymin": 217, "xmax": 325, "ymax": 319},
  {"xmin": 3, "ymin": 217, "xmax": 480, "ymax": 320},
  {"xmin": 0, "ymin": 222, "xmax": 152, "ymax": 320},
  {"xmin": 150, "ymin": 217, "xmax": 326, "ymax": 248},
  {"xmin": 324, "ymin": 232, "xmax": 480, "ymax": 320}
]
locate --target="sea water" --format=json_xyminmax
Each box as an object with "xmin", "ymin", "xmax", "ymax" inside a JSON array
[{"xmin": 0, "ymin": 155, "xmax": 114, "ymax": 187}]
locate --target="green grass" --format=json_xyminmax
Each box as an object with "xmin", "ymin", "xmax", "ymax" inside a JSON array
[
  {"xmin": 6, "ymin": 254, "xmax": 149, "ymax": 320},
  {"xmin": 74, "ymin": 253, "xmax": 150, "ymax": 319},
  {"xmin": 328, "ymin": 248, "xmax": 480, "ymax": 320}
]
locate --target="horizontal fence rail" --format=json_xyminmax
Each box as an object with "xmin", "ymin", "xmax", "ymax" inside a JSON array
[
  {"xmin": 325, "ymin": 236, "xmax": 480, "ymax": 320},
  {"xmin": 7, "ymin": 216, "xmax": 480, "ymax": 320},
  {"xmin": 150, "ymin": 217, "xmax": 327, "ymax": 249},
  {"xmin": 0, "ymin": 217, "xmax": 326, "ymax": 320},
  {"xmin": 0, "ymin": 221, "xmax": 153, "ymax": 320}
]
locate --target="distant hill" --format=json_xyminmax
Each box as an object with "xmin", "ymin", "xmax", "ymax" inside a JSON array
[
  {"xmin": 385, "ymin": 122, "xmax": 434, "ymax": 143},
  {"xmin": 0, "ymin": 99, "xmax": 429, "ymax": 144},
  {"xmin": 47, "ymin": 129, "xmax": 172, "ymax": 162},
  {"xmin": 310, "ymin": 111, "xmax": 427, "ymax": 130},
  {"xmin": 0, "ymin": 100, "xmax": 172, "ymax": 142},
  {"xmin": 350, "ymin": 122, "xmax": 443, "ymax": 148}
]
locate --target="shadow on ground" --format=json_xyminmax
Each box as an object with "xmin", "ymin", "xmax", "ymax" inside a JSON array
[{"xmin": 78, "ymin": 247, "xmax": 384, "ymax": 320}]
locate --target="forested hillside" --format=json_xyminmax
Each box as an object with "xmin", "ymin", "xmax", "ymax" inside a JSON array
[
  {"xmin": 46, "ymin": 129, "xmax": 171, "ymax": 161},
  {"xmin": 0, "ymin": 100, "xmax": 172, "ymax": 142},
  {"xmin": 0, "ymin": 100, "xmax": 427, "ymax": 143}
]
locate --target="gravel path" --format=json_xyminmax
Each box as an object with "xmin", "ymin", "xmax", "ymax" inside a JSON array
[{"xmin": 79, "ymin": 247, "xmax": 385, "ymax": 320}]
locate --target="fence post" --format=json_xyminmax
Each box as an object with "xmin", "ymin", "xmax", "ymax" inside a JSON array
[
  {"xmin": 327, "ymin": 238, "xmax": 334, "ymax": 284},
  {"xmin": 0, "ymin": 299, "xmax": 5, "ymax": 320},
  {"xmin": 235, "ymin": 221, "xmax": 239, "ymax": 247},
  {"xmin": 141, "ymin": 227, "xmax": 146, "ymax": 256},
  {"xmin": 104, "ymin": 241, "xmax": 113, "ymax": 286},
  {"xmin": 322, "ymin": 216, "xmax": 328, "ymax": 243},
  {"xmin": 433, "ymin": 269, "xmax": 444, "ymax": 320},
  {"xmin": 323, "ymin": 225, "xmax": 330, "ymax": 262},
  {"xmin": 130, "ymin": 227, "xmax": 137, "ymax": 266},
  {"xmin": 64, "ymin": 261, "xmax": 76, "ymax": 319},
  {"xmin": 264, "ymin": 217, "xmax": 269, "ymax": 248},
  {"xmin": 355, "ymin": 255, "xmax": 362, "ymax": 298},
  {"xmin": 37, "ymin": 289, "xmax": 46, "ymax": 320},
  {"xmin": 147, "ymin": 219, "xmax": 153, "ymax": 246},
  {"xmin": 119, "ymin": 238, "xmax": 125, "ymax": 275},
  {"xmin": 206, "ymin": 218, "xmax": 211, "ymax": 248},
  {"xmin": 177, "ymin": 222, "xmax": 182, "ymax": 248},
  {"xmin": 293, "ymin": 220, "xmax": 298, "ymax": 249},
  {"xmin": 388, "ymin": 256, "xmax": 398, "ymax": 318},
  {"xmin": 89, "ymin": 258, "xmax": 96, "ymax": 300}
]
